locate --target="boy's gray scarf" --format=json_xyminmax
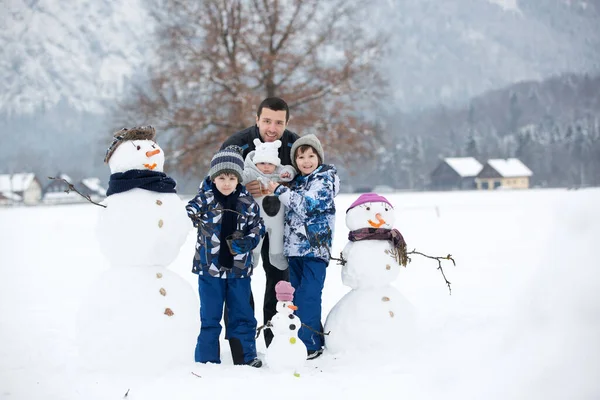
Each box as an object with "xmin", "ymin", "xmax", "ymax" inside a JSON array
[{"xmin": 348, "ymin": 228, "xmax": 408, "ymax": 267}]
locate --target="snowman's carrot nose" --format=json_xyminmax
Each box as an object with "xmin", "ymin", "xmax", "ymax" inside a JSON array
[
  {"xmin": 287, "ymin": 305, "xmax": 298, "ymax": 311},
  {"xmin": 146, "ymin": 149, "xmax": 160, "ymax": 157},
  {"xmin": 368, "ymin": 213, "xmax": 386, "ymax": 228}
]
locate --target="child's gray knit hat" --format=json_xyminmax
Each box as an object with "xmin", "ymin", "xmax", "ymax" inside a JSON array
[
  {"xmin": 209, "ymin": 145, "xmax": 244, "ymax": 182},
  {"xmin": 290, "ymin": 134, "xmax": 324, "ymax": 170}
]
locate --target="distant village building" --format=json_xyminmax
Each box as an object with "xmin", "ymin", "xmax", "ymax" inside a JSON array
[
  {"xmin": 0, "ymin": 173, "xmax": 43, "ymax": 205},
  {"xmin": 0, "ymin": 191, "xmax": 22, "ymax": 206},
  {"xmin": 430, "ymin": 157, "xmax": 483, "ymax": 190},
  {"xmin": 475, "ymin": 159, "xmax": 533, "ymax": 190},
  {"xmin": 43, "ymin": 174, "xmax": 106, "ymax": 204}
]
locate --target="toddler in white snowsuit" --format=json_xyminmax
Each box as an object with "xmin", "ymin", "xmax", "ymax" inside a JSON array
[{"xmin": 242, "ymin": 138, "xmax": 296, "ymax": 270}]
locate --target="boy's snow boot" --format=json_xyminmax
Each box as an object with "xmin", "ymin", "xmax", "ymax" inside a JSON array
[
  {"xmin": 306, "ymin": 348, "xmax": 323, "ymax": 360},
  {"xmin": 246, "ymin": 358, "xmax": 263, "ymax": 368}
]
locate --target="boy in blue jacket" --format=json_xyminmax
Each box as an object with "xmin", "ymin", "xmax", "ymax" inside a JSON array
[
  {"xmin": 267, "ymin": 134, "xmax": 339, "ymax": 360},
  {"xmin": 186, "ymin": 146, "xmax": 266, "ymax": 367}
]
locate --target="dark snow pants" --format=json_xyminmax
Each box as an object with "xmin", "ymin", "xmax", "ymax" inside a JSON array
[
  {"xmin": 195, "ymin": 274, "xmax": 257, "ymax": 364},
  {"xmin": 261, "ymin": 233, "xmax": 290, "ymax": 347},
  {"xmin": 288, "ymin": 256, "xmax": 327, "ymax": 352}
]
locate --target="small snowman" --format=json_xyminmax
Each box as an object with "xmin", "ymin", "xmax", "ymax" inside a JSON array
[
  {"xmin": 265, "ymin": 281, "xmax": 307, "ymax": 377},
  {"xmin": 324, "ymin": 193, "xmax": 416, "ymax": 358},
  {"xmin": 78, "ymin": 126, "xmax": 198, "ymax": 374}
]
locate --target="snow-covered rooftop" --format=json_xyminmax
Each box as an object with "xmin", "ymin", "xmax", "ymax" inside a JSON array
[
  {"xmin": 487, "ymin": 158, "xmax": 533, "ymax": 177},
  {"xmin": 444, "ymin": 157, "xmax": 483, "ymax": 177},
  {"xmin": 81, "ymin": 178, "xmax": 107, "ymax": 196},
  {"xmin": 0, "ymin": 191, "xmax": 22, "ymax": 201},
  {"xmin": 0, "ymin": 173, "xmax": 36, "ymax": 192}
]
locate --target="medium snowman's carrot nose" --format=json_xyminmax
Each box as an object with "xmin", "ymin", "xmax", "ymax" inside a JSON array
[
  {"xmin": 287, "ymin": 305, "xmax": 298, "ymax": 311},
  {"xmin": 368, "ymin": 213, "xmax": 386, "ymax": 228},
  {"xmin": 146, "ymin": 149, "xmax": 160, "ymax": 157}
]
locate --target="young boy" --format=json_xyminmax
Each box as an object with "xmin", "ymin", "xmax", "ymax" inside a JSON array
[
  {"xmin": 267, "ymin": 134, "xmax": 339, "ymax": 360},
  {"xmin": 241, "ymin": 138, "xmax": 296, "ymax": 270},
  {"xmin": 186, "ymin": 145, "xmax": 265, "ymax": 367}
]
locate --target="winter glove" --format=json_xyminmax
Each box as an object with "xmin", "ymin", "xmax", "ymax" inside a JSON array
[{"xmin": 227, "ymin": 236, "xmax": 254, "ymax": 255}]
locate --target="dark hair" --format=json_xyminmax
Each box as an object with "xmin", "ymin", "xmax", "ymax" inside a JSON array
[
  {"xmin": 295, "ymin": 144, "xmax": 322, "ymax": 165},
  {"xmin": 257, "ymin": 97, "xmax": 289, "ymax": 123}
]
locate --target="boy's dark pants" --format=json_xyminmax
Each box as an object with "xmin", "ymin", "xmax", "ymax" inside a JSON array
[
  {"xmin": 261, "ymin": 233, "xmax": 290, "ymax": 347},
  {"xmin": 195, "ymin": 274, "xmax": 257, "ymax": 364},
  {"xmin": 288, "ymin": 256, "xmax": 327, "ymax": 352}
]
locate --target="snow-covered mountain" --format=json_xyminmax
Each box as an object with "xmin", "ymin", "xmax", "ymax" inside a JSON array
[
  {"xmin": 2, "ymin": 0, "xmax": 598, "ymax": 116},
  {"xmin": 1, "ymin": 0, "xmax": 152, "ymax": 115},
  {"xmin": 382, "ymin": 0, "xmax": 600, "ymax": 109}
]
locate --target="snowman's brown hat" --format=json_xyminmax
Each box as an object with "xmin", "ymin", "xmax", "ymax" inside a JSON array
[{"xmin": 104, "ymin": 126, "xmax": 156, "ymax": 164}]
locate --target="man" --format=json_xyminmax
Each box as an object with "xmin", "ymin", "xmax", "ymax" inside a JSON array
[{"xmin": 221, "ymin": 97, "xmax": 299, "ymax": 347}]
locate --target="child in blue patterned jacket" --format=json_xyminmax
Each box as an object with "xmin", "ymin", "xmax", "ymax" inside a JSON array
[
  {"xmin": 267, "ymin": 134, "xmax": 339, "ymax": 359},
  {"xmin": 186, "ymin": 146, "xmax": 265, "ymax": 367}
]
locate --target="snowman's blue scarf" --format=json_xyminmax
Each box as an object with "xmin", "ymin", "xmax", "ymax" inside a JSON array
[
  {"xmin": 348, "ymin": 228, "xmax": 408, "ymax": 267},
  {"xmin": 107, "ymin": 169, "xmax": 177, "ymax": 196}
]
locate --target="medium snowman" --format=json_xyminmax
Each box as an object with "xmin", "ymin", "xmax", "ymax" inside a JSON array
[
  {"xmin": 324, "ymin": 193, "xmax": 416, "ymax": 358},
  {"xmin": 265, "ymin": 281, "xmax": 307, "ymax": 377},
  {"xmin": 78, "ymin": 126, "xmax": 198, "ymax": 374}
]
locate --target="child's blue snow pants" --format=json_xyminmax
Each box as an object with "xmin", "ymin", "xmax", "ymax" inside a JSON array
[
  {"xmin": 195, "ymin": 274, "xmax": 257, "ymax": 364},
  {"xmin": 288, "ymin": 256, "xmax": 327, "ymax": 352}
]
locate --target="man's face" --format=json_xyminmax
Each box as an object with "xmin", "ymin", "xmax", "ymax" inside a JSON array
[{"xmin": 256, "ymin": 108, "xmax": 287, "ymax": 142}]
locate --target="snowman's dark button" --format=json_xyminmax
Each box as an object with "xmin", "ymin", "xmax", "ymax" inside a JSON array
[
  {"xmin": 288, "ymin": 314, "xmax": 295, "ymax": 319},
  {"xmin": 289, "ymin": 324, "xmax": 297, "ymax": 330}
]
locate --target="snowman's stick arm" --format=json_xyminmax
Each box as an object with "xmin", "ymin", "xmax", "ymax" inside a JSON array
[
  {"xmin": 47, "ymin": 177, "xmax": 107, "ymax": 208},
  {"xmin": 256, "ymin": 321, "xmax": 273, "ymax": 338},
  {"xmin": 407, "ymin": 249, "xmax": 455, "ymax": 294},
  {"xmin": 301, "ymin": 323, "xmax": 330, "ymax": 336}
]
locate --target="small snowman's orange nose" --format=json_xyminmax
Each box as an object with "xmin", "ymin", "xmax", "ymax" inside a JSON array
[
  {"xmin": 287, "ymin": 305, "xmax": 298, "ymax": 311},
  {"xmin": 146, "ymin": 149, "xmax": 160, "ymax": 157},
  {"xmin": 368, "ymin": 213, "xmax": 386, "ymax": 228}
]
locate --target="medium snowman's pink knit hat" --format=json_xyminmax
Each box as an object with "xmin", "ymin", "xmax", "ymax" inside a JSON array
[
  {"xmin": 346, "ymin": 193, "xmax": 393, "ymax": 213},
  {"xmin": 275, "ymin": 281, "xmax": 295, "ymax": 302}
]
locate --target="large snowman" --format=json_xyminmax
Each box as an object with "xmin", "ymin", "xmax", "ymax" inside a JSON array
[
  {"xmin": 324, "ymin": 193, "xmax": 416, "ymax": 358},
  {"xmin": 265, "ymin": 281, "xmax": 307, "ymax": 377},
  {"xmin": 78, "ymin": 126, "xmax": 198, "ymax": 374}
]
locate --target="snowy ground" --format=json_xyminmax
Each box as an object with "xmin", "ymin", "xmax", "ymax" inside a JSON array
[{"xmin": 1, "ymin": 188, "xmax": 599, "ymax": 399}]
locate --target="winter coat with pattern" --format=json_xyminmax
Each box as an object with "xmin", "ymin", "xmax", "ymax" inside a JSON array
[
  {"xmin": 274, "ymin": 164, "xmax": 339, "ymax": 262},
  {"xmin": 186, "ymin": 177, "xmax": 265, "ymax": 278}
]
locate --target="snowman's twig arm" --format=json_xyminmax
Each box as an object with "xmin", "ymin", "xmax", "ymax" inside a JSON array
[
  {"xmin": 301, "ymin": 323, "xmax": 330, "ymax": 336},
  {"xmin": 47, "ymin": 177, "xmax": 107, "ymax": 208},
  {"xmin": 256, "ymin": 321, "xmax": 273, "ymax": 338},
  {"xmin": 407, "ymin": 249, "xmax": 455, "ymax": 294}
]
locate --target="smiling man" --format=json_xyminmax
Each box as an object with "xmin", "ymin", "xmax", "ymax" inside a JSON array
[{"xmin": 220, "ymin": 97, "xmax": 299, "ymax": 350}]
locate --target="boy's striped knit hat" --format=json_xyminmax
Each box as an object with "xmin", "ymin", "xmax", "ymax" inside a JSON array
[{"xmin": 209, "ymin": 145, "xmax": 245, "ymax": 182}]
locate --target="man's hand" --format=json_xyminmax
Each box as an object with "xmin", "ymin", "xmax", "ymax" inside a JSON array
[
  {"xmin": 245, "ymin": 179, "xmax": 262, "ymax": 197},
  {"xmin": 280, "ymin": 171, "xmax": 291, "ymax": 179}
]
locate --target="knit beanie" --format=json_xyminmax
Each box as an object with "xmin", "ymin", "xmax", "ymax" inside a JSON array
[
  {"xmin": 290, "ymin": 134, "xmax": 325, "ymax": 170},
  {"xmin": 252, "ymin": 138, "xmax": 281, "ymax": 165},
  {"xmin": 347, "ymin": 193, "xmax": 394, "ymax": 213},
  {"xmin": 275, "ymin": 280, "xmax": 295, "ymax": 302},
  {"xmin": 208, "ymin": 145, "xmax": 244, "ymax": 182},
  {"xmin": 104, "ymin": 126, "xmax": 156, "ymax": 164}
]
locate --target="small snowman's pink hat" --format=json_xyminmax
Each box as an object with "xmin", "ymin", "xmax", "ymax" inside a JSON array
[
  {"xmin": 347, "ymin": 193, "xmax": 393, "ymax": 213},
  {"xmin": 275, "ymin": 281, "xmax": 295, "ymax": 302}
]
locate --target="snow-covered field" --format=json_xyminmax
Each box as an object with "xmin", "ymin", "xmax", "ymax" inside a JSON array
[{"xmin": 1, "ymin": 188, "xmax": 599, "ymax": 399}]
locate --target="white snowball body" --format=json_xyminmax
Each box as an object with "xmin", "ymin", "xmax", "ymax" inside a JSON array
[
  {"xmin": 96, "ymin": 189, "xmax": 190, "ymax": 267},
  {"xmin": 324, "ymin": 287, "xmax": 416, "ymax": 357},
  {"xmin": 77, "ymin": 266, "xmax": 199, "ymax": 374}
]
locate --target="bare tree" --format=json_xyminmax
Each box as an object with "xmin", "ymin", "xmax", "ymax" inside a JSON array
[{"xmin": 121, "ymin": 0, "xmax": 387, "ymax": 175}]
